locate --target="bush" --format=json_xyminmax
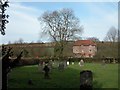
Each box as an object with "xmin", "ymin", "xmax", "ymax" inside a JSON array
[{"xmin": 20, "ymin": 58, "xmax": 39, "ymax": 66}]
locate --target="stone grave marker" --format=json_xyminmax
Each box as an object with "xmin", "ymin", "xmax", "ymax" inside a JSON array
[
  {"xmin": 38, "ymin": 61, "xmax": 44, "ymax": 73},
  {"xmin": 58, "ymin": 62, "xmax": 64, "ymax": 71},
  {"xmin": 48, "ymin": 60, "xmax": 53, "ymax": 70},
  {"xmin": 101, "ymin": 60, "xmax": 106, "ymax": 67},
  {"xmin": 72, "ymin": 61, "xmax": 74, "ymax": 65},
  {"xmin": 67, "ymin": 61, "xmax": 69, "ymax": 65},
  {"xmin": 63, "ymin": 61, "xmax": 67, "ymax": 68},
  {"xmin": 113, "ymin": 59, "xmax": 116, "ymax": 64},
  {"xmin": 80, "ymin": 70, "xmax": 93, "ymax": 89},
  {"xmin": 80, "ymin": 59, "xmax": 84, "ymax": 67}
]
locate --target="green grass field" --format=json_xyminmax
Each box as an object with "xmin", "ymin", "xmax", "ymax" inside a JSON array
[{"xmin": 8, "ymin": 62, "xmax": 118, "ymax": 88}]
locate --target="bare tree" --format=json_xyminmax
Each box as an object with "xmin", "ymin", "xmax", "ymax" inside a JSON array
[
  {"xmin": 18, "ymin": 38, "xmax": 24, "ymax": 44},
  {"xmin": 8, "ymin": 41, "xmax": 11, "ymax": 44},
  {"xmin": 87, "ymin": 37, "xmax": 99, "ymax": 42},
  {"xmin": 38, "ymin": 8, "xmax": 83, "ymax": 57},
  {"xmin": 104, "ymin": 26, "xmax": 118, "ymax": 42},
  {"xmin": 13, "ymin": 38, "xmax": 24, "ymax": 44}
]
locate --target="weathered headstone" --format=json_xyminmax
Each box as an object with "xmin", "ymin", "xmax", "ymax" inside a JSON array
[
  {"xmin": 38, "ymin": 61, "xmax": 44, "ymax": 73},
  {"xmin": 80, "ymin": 59, "xmax": 84, "ymax": 67},
  {"xmin": 67, "ymin": 61, "xmax": 69, "ymax": 65},
  {"xmin": 48, "ymin": 60, "xmax": 52, "ymax": 71},
  {"xmin": 42, "ymin": 61, "xmax": 45, "ymax": 69},
  {"xmin": 52, "ymin": 61, "xmax": 55, "ymax": 65},
  {"xmin": 113, "ymin": 59, "xmax": 116, "ymax": 64},
  {"xmin": 72, "ymin": 61, "xmax": 74, "ymax": 65},
  {"xmin": 58, "ymin": 62, "xmax": 64, "ymax": 71},
  {"xmin": 63, "ymin": 61, "xmax": 67, "ymax": 68},
  {"xmin": 53, "ymin": 61, "xmax": 58, "ymax": 68},
  {"xmin": 80, "ymin": 70, "xmax": 93, "ymax": 89},
  {"xmin": 101, "ymin": 60, "xmax": 106, "ymax": 67}
]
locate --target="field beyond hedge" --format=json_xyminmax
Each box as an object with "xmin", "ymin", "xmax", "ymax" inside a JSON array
[{"xmin": 8, "ymin": 62, "xmax": 118, "ymax": 88}]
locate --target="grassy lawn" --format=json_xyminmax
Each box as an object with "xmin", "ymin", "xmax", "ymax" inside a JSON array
[{"xmin": 8, "ymin": 62, "xmax": 118, "ymax": 88}]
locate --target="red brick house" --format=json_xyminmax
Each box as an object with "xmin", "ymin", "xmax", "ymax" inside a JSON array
[{"xmin": 73, "ymin": 40, "xmax": 97, "ymax": 58}]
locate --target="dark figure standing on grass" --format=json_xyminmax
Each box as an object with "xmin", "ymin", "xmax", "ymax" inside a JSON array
[{"xmin": 43, "ymin": 64, "xmax": 50, "ymax": 79}]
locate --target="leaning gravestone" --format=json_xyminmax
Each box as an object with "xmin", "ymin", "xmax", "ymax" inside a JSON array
[{"xmin": 80, "ymin": 70, "xmax": 93, "ymax": 89}]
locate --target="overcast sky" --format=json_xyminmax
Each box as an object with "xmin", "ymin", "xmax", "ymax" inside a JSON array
[{"xmin": 0, "ymin": 0, "xmax": 118, "ymax": 44}]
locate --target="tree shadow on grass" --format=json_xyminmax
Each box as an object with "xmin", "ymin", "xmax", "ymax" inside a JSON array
[
  {"xmin": 8, "ymin": 64, "xmax": 104, "ymax": 88},
  {"xmin": 93, "ymin": 80, "xmax": 103, "ymax": 89}
]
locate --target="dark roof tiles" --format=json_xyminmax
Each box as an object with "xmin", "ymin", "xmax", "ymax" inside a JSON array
[{"xmin": 73, "ymin": 40, "xmax": 96, "ymax": 46}]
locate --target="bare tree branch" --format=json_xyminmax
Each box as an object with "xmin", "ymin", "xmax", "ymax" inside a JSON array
[
  {"xmin": 104, "ymin": 26, "xmax": 118, "ymax": 42},
  {"xmin": 38, "ymin": 8, "xmax": 83, "ymax": 57}
]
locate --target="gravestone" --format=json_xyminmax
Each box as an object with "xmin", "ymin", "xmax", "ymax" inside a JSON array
[
  {"xmin": 49, "ymin": 60, "xmax": 53, "ymax": 68},
  {"xmin": 52, "ymin": 61, "xmax": 55, "ymax": 65},
  {"xmin": 63, "ymin": 61, "xmax": 67, "ymax": 68},
  {"xmin": 80, "ymin": 59, "xmax": 84, "ymax": 66},
  {"xmin": 80, "ymin": 70, "xmax": 93, "ymax": 89},
  {"xmin": 102, "ymin": 60, "xmax": 106, "ymax": 66},
  {"xmin": 42, "ymin": 62, "xmax": 45, "ymax": 69},
  {"xmin": 113, "ymin": 59, "xmax": 116, "ymax": 64},
  {"xmin": 38, "ymin": 61, "xmax": 44, "ymax": 73},
  {"xmin": 53, "ymin": 61, "xmax": 59, "ymax": 68},
  {"xmin": 48, "ymin": 60, "xmax": 52, "ymax": 71},
  {"xmin": 72, "ymin": 61, "xmax": 74, "ymax": 65},
  {"xmin": 58, "ymin": 62, "xmax": 64, "ymax": 71},
  {"xmin": 67, "ymin": 61, "xmax": 69, "ymax": 65}
]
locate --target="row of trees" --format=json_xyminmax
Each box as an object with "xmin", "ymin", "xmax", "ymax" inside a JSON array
[
  {"xmin": 38, "ymin": 8, "xmax": 119, "ymax": 58},
  {"xmin": 4, "ymin": 8, "xmax": 118, "ymax": 59}
]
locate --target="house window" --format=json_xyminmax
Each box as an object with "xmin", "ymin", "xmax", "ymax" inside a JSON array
[
  {"xmin": 89, "ymin": 50, "xmax": 91, "ymax": 52},
  {"xmin": 82, "ymin": 50, "xmax": 84, "ymax": 52}
]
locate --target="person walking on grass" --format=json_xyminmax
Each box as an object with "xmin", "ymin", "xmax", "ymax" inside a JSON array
[{"xmin": 43, "ymin": 64, "xmax": 50, "ymax": 79}]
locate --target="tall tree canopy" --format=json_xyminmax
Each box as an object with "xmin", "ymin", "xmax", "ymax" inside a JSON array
[
  {"xmin": 104, "ymin": 26, "xmax": 118, "ymax": 42},
  {"xmin": 87, "ymin": 37, "xmax": 99, "ymax": 42},
  {"xmin": 39, "ymin": 8, "xmax": 83, "ymax": 57}
]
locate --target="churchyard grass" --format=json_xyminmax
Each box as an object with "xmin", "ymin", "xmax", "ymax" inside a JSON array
[{"xmin": 8, "ymin": 62, "xmax": 118, "ymax": 88}]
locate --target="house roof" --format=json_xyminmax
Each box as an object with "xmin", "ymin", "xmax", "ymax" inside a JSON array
[{"xmin": 73, "ymin": 40, "xmax": 96, "ymax": 46}]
